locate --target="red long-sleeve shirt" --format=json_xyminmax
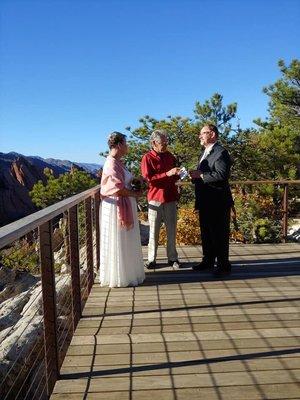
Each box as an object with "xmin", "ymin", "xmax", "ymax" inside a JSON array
[{"xmin": 141, "ymin": 149, "xmax": 179, "ymax": 203}]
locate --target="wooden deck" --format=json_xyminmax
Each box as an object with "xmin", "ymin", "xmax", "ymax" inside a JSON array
[{"xmin": 51, "ymin": 243, "xmax": 300, "ymax": 400}]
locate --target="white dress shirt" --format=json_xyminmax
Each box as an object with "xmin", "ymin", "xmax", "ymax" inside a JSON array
[{"xmin": 200, "ymin": 142, "xmax": 216, "ymax": 163}]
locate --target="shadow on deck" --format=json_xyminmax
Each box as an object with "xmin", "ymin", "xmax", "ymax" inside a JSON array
[{"xmin": 51, "ymin": 243, "xmax": 300, "ymax": 400}]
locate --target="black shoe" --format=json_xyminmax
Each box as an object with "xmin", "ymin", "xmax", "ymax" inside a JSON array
[
  {"xmin": 145, "ymin": 261, "xmax": 156, "ymax": 270},
  {"xmin": 168, "ymin": 260, "xmax": 181, "ymax": 270},
  {"xmin": 192, "ymin": 261, "xmax": 214, "ymax": 271},
  {"xmin": 213, "ymin": 264, "xmax": 232, "ymax": 277}
]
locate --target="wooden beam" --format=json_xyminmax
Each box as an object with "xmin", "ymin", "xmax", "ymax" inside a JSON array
[
  {"xmin": 68, "ymin": 205, "xmax": 82, "ymax": 330},
  {"xmin": 39, "ymin": 221, "xmax": 59, "ymax": 396},
  {"xmin": 85, "ymin": 197, "xmax": 94, "ymax": 292},
  {"xmin": 0, "ymin": 185, "xmax": 101, "ymax": 249}
]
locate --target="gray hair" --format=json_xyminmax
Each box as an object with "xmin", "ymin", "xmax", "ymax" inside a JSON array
[{"xmin": 150, "ymin": 129, "xmax": 168, "ymax": 144}]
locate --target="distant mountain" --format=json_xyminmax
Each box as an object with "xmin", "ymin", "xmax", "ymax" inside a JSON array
[
  {"xmin": 27, "ymin": 156, "xmax": 69, "ymax": 175},
  {"xmin": 43, "ymin": 158, "xmax": 74, "ymax": 172},
  {"xmin": 0, "ymin": 152, "xmax": 102, "ymax": 227},
  {"xmin": 43, "ymin": 158, "xmax": 102, "ymax": 174},
  {"xmin": 76, "ymin": 162, "xmax": 103, "ymax": 174},
  {"xmin": 0, "ymin": 154, "xmax": 46, "ymax": 227},
  {"xmin": 1, "ymin": 152, "xmax": 103, "ymax": 173}
]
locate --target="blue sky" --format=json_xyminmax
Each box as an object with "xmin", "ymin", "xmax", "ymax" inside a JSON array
[{"xmin": 0, "ymin": 0, "xmax": 299, "ymax": 163}]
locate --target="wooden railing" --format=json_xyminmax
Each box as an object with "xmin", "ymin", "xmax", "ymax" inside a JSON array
[
  {"xmin": 230, "ymin": 180, "xmax": 300, "ymax": 242},
  {"xmin": 0, "ymin": 180, "xmax": 299, "ymax": 399},
  {"xmin": 0, "ymin": 185, "xmax": 101, "ymax": 400},
  {"xmin": 179, "ymin": 179, "xmax": 300, "ymax": 242},
  {"xmin": 231, "ymin": 180, "xmax": 299, "ymax": 242}
]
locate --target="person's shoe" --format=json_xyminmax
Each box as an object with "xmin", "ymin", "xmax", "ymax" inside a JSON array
[
  {"xmin": 145, "ymin": 261, "xmax": 156, "ymax": 270},
  {"xmin": 168, "ymin": 260, "xmax": 181, "ymax": 270},
  {"xmin": 192, "ymin": 261, "xmax": 213, "ymax": 271},
  {"xmin": 213, "ymin": 264, "xmax": 232, "ymax": 277}
]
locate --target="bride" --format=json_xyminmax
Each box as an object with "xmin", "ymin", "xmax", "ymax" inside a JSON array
[{"xmin": 99, "ymin": 132, "xmax": 145, "ymax": 287}]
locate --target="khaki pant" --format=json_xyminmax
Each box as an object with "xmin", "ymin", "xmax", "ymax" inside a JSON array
[{"xmin": 148, "ymin": 201, "xmax": 178, "ymax": 263}]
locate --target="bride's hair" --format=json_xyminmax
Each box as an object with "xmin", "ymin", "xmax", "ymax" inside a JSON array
[{"xmin": 108, "ymin": 132, "xmax": 126, "ymax": 149}]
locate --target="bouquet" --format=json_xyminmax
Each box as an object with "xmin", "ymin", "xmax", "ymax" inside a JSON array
[{"xmin": 131, "ymin": 177, "xmax": 147, "ymax": 191}]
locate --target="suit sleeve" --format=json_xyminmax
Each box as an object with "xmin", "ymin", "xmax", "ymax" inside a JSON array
[{"xmin": 202, "ymin": 150, "xmax": 232, "ymax": 184}]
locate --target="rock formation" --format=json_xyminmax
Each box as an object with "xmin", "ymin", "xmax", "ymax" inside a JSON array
[
  {"xmin": 0, "ymin": 156, "xmax": 44, "ymax": 227},
  {"xmin": 0, "ymin": 152, "xmax": 101, "ymax": 227}
]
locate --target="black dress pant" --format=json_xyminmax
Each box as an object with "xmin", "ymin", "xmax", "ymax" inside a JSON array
[{"xmin": 199, "ymin": 205, "xmax": 231, "ymax": 266}]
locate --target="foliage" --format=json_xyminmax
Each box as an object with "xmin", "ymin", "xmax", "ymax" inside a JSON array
[
  {"xmin": 177, "ymin": 184, "xmax": 196, "ymax": 209},
  {"xmin": 114, "ymin": 60, "xmax": 299, "ymax": 184},
  {"xmin": 100, "ymin": 93, "xmax": 238, "ymax": 178},
  {"xmin": 264, "ymin": 59, "xmax": 300, "ymax": 123},
  {"xmin": 232, "ymin": 188, "xmax": 282, "ymax": 243},
  {"xmin": 253, "ymin": 218, "xmax": 282, "ymax": 243},
  {"xmin": 254, "ymin": 59, "xmax": 300, "ymax": 179},
  {"xmin": 152, "ymin": 193, "xmax": 282, "ymax": 246},
  {"xmin": 227, "ymin": 129, "xmax": 275, "ymax": 180},
  {"xmin": 194, "ymin": 93, "xmax": 238, "ymax": 140},
  {"xmin": 158, "ymin": 208, "xmax": 201, "ymax": 245},
  {"xmin": 0, "ymin": 230, "xmax": 69, "ymax": 274},
  {"xmin": 0, "ymin": 239, "xmax": 40, "ymax": 274},
  {"xmin": 30, "ymin": 167, "xmax": 97, "ymax": 208},
  {"xmin": 11, "ymin": 167, "xmax": 98, "ymax": 274},
  {"xmin": 104, "ymin": 59, "xmax": 299, "ymax": 244}
]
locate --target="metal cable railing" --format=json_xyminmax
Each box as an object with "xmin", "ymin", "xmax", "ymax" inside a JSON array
[
  {"xmin": 0, "ymin": 180, "xmax": 299, "ymax": 398},
  {"xmin": 0, "ymin": 186, "xmax": 101, "ymax": 399},
  {"xmin": 178, "ymin": 180, "xmax": 300, "ymax": 242}
]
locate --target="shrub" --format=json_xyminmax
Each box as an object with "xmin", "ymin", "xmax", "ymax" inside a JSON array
[
  {"xmin": 0, "ymin": 240, "xmax": 40, "ymax": 274},
  {"xmin": 158, "ymin": 208, "xmax": 201, "ymax": 245},
  {"xmin": 232, "ymin": 187, "xmax": 282, "ymax": 243},
  {"xmin": 253, "ymin": 218, "xmax": 281, "ymax": 243}
]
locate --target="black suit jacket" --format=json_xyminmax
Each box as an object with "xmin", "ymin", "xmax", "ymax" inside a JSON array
[{"xmin": 194, "ymin": 142, "xmax": 233, "ymax": 210}]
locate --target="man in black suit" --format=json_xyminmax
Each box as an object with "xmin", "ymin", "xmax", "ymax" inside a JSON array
[{"xmin": 190, "ymin": 124, "xmax": 233, "ymax": 277}]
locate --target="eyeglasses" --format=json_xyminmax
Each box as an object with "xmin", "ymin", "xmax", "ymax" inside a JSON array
[
  {"xmin": 156, "ymin": 140, "xmax": 168, "ymax": 145},
  {"xmin": 199, "ymin": 131, "xmax": 212, "ymax": 136}
]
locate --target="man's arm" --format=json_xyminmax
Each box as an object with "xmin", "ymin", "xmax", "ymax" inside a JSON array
[
  {"xmin": 202, "ymin": 150, "xmax": 232, "ymax": 184},
  {"xmin": 141, "ymin": 155, "xmax": 179, "ymax": 184}
]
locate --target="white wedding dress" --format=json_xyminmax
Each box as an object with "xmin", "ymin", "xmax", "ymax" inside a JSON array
[{"xmin": 99, "ymin": 166, "xmax": 145, "ymax": 287}]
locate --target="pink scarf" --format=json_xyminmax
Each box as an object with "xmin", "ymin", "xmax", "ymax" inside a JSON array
[{"xmin": 100, "ymin": 155, "xmax": 134, "ymax": 230}]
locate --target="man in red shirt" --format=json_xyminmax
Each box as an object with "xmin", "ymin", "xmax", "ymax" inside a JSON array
[{"xmin": 141, "ymin": 130, "xmax": 181, "ymax": 270}]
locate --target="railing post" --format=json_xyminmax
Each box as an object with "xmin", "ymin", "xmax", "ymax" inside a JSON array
[
  {"xmin": 85, "ymin": 196, "xmax": 94, "ymax": 291},
  {"xmin": 94, "ymin": 190, "xmax": 101, "ymax": 271},
  {"xmin": 68, "ymin": 205, "xmax": 81, "ymax": 330},
  {"xmin": 39, "ymin": 221, "xmax": 59, "ymax": 396},
  {"xmin": 282, "ymin": 184, "xmax": 289, "ymax": 242}
]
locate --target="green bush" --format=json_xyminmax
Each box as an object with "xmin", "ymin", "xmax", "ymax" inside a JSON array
[
  {"xmin": 0, "ymin": 240, "xmax": 40, "ymax": 274},
  {"xmin": 253, "ymin": 218, "xmax": 281, "ymax": 243},
  {"xmin": 232, "ymin": 188, "xmax": 282, "ymax": 243}
]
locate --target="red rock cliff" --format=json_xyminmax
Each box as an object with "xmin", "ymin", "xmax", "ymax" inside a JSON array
[{"xmin": 0, "ymin": 157, "xmax": 46, "ymax": 227}]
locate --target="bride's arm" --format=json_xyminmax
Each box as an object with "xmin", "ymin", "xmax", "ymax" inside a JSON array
[{"xmin": 115, "ymin": 188, "xmax": 141, "ymax": 198}]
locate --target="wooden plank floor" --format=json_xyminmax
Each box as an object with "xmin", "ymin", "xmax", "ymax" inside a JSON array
[{"xmin": 51, "ymin": 244, "xmax": 300, "ymax": 400}]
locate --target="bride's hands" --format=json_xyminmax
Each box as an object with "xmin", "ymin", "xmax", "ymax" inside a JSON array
[
  {"xmin": 131, "ymin": 176, "xmax": 147, "ymax": 197},
  {"xmin": 131, "ymin": 190, "xmax": 144, "ymax": 198}
]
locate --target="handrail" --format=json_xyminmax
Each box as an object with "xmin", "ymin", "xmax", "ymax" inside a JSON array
[
  {"xmin": 0, "ymin": 185, "xmax": 101, "ymax": 249},
  {"xmin": 0, "ymin": 180, "xmax": 299, "ymax": 399},
  {"xmin": 1, "ymin": 180, "xmax": 297, "ymax": 251},
  {"xmin": 0, "ymin": 185, "xmax": 101, "ymax": 399},
  {"xmin": 178, "ymin": 179, "xmax": 300, "ymax": 243},
  {"xmin": 1, "ymin": 181, "xmax": 299, "ymax": 249},
  {"xmin": 230, "ymin": 180, "xmax": 300, "ymax": 185},
  {"xmin": 177, "ymin": 179, "xmax": 300, "ymax": 186}
]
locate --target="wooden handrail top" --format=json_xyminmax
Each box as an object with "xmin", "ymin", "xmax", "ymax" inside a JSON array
[
  {"xmin": 177, "ymin": 180, "xmax": 300, "ymax": 186},
  {"xmin": 0, "ymin": 185, "xmax": 101, "ymax": 250},
  {"xmin": 1, "ymin": 180, "xmax": 299, "ymax": 249},
  {"xmin": 231, "ymin": 180, "xmax": 299, "ymax": 185}
]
